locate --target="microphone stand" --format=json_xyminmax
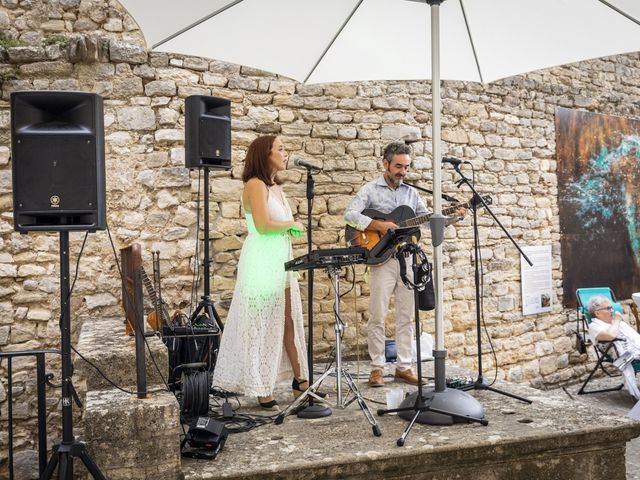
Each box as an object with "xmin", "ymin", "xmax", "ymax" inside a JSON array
[
  {"xmin": 376, "ymin": 234, "xmax": 486, "ymax": 444},
  {"xmin": 452, "ymin": 163, "xmax": 532, "ymax": 404},
  {"xmin": 297, "ymin": 165, "xmax": 331, "ymax": 418}
]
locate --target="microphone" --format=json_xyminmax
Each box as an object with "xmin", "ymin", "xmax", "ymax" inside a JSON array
[
  {"xmin": 442, "ymin": 157, "xmax": 470, "ymax": 166},
  {"xmin": 293, "ymin": 158, "xmax": 322, "ymax": 171}
]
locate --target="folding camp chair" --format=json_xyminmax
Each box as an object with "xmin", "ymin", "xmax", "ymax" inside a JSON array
[{"xmin": 575, "ymin": 287, "xmax": 640, "ymax": 397}]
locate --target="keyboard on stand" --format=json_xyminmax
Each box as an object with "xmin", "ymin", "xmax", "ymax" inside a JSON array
[{"xmin": 285, "ymin": 247, "xmax": 369, "ymax": 271}]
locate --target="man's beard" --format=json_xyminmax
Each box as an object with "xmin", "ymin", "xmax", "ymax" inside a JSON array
[
  {"xmin": 386, "ymin": 171, "xmax": 403, "ymax": 187},
  {"xmin": 385, "ymin": 169, "xmax": 404, "ymax": 187}
]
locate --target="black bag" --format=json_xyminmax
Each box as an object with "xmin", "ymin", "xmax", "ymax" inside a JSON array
[
  {"xmin": 396, "ymin": 249, "xmax": 434, "ymax": 311},
  {"xmin": 418, "ymin": 272, "xmax": 435, "ymax": 311}
]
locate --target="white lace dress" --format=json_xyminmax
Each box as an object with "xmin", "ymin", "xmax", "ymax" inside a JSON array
[{"xmin": 211, "ymin": 189, "xmax": 308, "ymax": 397}]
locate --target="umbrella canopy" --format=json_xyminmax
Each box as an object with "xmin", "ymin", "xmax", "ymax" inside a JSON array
[
  {"xmin": 118, "ymin": 0, "xmax": 640, "ymax": 402},
  {"xmin": 120, "ymin": 0, "xmax": 640, "ymax": 84}
]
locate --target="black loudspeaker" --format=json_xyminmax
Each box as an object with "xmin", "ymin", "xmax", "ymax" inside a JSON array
[
  {"xmin": 185, "ymin": 95, "xmax": 231, "ymax": 169},
  {"xmin": 11, "ymin": 91, "xmax": 105, "ymax": 232}
]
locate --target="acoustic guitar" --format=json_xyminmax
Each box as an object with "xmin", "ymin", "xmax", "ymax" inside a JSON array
[
  {"xmin": 344, "ymin": 196, "xmax": 492, "ymax": 265},
  {"xmin": 121, "ymin": 244, "xmax": 171, "ymax": 335},
  {"xmin": 143, "ymin": 251, "xmax": 172, "ymax": 332},
  {"xmin": 141, "ymin": 268, "xmax": 171, "ymax": 331}
]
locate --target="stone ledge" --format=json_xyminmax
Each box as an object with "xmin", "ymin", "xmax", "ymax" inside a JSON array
[{"xmin": 74, "ymin": 317, "xmax": 169, "ymax": 393}]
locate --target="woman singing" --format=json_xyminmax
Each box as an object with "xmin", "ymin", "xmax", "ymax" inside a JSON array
[{"xmin": 212, "ymin": 135, "xmax": 310, "ymax": 410}]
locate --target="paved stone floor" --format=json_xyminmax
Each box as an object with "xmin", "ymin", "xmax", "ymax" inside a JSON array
[
  {"xmin": 560, "ymin": 374, "xmax": 640, "ymax": 480},
  {"xmin": 183, "ymin": 362, "xmax": 640, "ymax": 480}
]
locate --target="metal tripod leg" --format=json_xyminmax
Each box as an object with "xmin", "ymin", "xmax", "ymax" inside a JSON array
[
  {"xmin": 276, "ymin": 265, "xmax": 382, "ymax": 436},
  {"xmin": 274, "ymin": 369, "xmax": 332, "ymax": 424},
  {"xmin": 340, "ymin": 368, "xmax": 381, "ymax": 436},
  {"xmin": 42, "ymin": 441, "xmax": 107, "ymax": 480},
  {"xmin": 329, "ymin": 265, "xmax": 381, "ymax": 435},
  {"xmin": 397, "ymin": 408, "xmax": 421, "ymax": 447},
  {"xmin": 392, "ymin": 397, "xmax": 488, "ymax": 446}
]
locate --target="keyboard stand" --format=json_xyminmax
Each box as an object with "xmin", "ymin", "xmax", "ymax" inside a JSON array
[{"xmin": 276, "ymin": 266, "xmax": 381, "ymax": 437}]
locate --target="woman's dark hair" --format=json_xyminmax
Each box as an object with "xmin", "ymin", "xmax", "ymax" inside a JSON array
[{"xmin": 242, "ymin": 135, "xmax": 283, "ymax": 185}]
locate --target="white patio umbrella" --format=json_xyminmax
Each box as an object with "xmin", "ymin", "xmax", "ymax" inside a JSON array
[{"xmin": 117, "ymin": 0, "xmax": 640, "ymax": 421}]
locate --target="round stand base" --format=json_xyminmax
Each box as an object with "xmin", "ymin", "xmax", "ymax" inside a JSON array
[
  {"xmin": 398, "ymin": 388, "xmax": 485, "ymax": 425},
  {"xmin": 297, "ymin": 404, "xmax": 332, "ymax": 419}
]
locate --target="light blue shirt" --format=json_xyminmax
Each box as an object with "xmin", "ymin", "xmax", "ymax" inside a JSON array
[{"xmin": 344, "ymin": 175, "xmax": 429, "ymax": 231}]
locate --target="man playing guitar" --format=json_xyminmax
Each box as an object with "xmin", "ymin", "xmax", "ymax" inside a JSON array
[{"xmin": 344, "ymin": 142, "xmax": 465, "ymax": 388}]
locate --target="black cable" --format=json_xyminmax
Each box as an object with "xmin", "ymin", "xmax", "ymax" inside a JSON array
[
  {"xmin": 184, "ymin": 170, "xmax": 214, "ymax": 363},
  {"xmin": 57, "ymin": 231, "xmax": 89, "ymax": 332},
  {"xmin": 48, "ymin": 230, "xmax": 166, "ymax": 399},
  {"xmin": 70, "ymin": 345, "xmax": 166, "ymax": 396},
  {"xmin": 207, "ymin": 387, "xmax": 277, "ymax": 433},
  {"xmin": 60, "ymin": 224, "xmax": 172, "ymax": 397},
  {"xmin": 70, "ymin": 232, "xmax": 89, "ymax": 296},
  {"xmin": 470, "ymin": 165, "xmax": 499, "ymax": 386},
  {"xmin": 190, "ymin": 169, "xmax": 202, "ymax": 316},
  {"xmin": 105, "ymin": 223, "xmax": 191, "ymax": 436},
  {"xmin": 339, "ymin": 264, "xmax": 356, "ymax": 298}
]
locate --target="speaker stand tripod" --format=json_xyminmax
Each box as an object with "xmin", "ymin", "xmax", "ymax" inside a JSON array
[
  {"xmin": 42, "ymin": 232, "xmax": 106, "ymax": 479},
  {"xmin": 276, "ymin": 265, "xmax": 381, "ymax": 436},
  {"xmin": 190, "ymin": 167, "xmax": 224, "ymax": 333}
]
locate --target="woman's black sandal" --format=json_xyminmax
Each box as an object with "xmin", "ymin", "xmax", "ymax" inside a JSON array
[
  {"xmin": 292, "ymin": 378, "xmax": 327, "ymax": 399},
  {"xmin": 258, "ymin": 398, "xmax": 280, "ymax": 411}
]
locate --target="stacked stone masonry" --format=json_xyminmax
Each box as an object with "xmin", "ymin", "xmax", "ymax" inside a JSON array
[{"xmin": 1, "ymin": 0, "xmax": 640, "ymax": 472}]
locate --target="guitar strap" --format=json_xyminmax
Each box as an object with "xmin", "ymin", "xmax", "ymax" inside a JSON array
[{"xmin": 397, "ymin": 249, "xmax": 409, "ymax": 286}]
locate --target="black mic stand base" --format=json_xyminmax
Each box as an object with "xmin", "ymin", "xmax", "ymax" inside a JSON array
[
  {"xmin": 296, "ymin": 404, "xmax": 332, "ymax": 419},
  {"xmin": 461, "ymin": 376, "xmax": 532, "ymax": 404}
]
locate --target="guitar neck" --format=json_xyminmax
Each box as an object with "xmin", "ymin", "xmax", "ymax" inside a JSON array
[
  {"xmin": 141, "ymin": 268, "xmax": 159, "ymax": 306},
  {"xmin": 152, "ymin": 251, "xmax": 163, "ymax": 302},
  {"xmin": 400, "ymin": 201, "xmax": 471, "ymax": 227}
]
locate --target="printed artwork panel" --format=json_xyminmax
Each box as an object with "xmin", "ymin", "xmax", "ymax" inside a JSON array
[{"xmin": 556, "ymin": 107, "xmax": 640, "ymax": 307}]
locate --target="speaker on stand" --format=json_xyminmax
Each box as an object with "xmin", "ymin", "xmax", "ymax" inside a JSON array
[
  {"xmin": 11, "ymin": 91, "xmax": 107, "ymax": 480},
  {"xmin": 11, "ymin": 91, "xmax": 105, "ymax": 232},
  {"xmin": 182, "ymin": 95, "xmax": 231, "ymax": 377},
  {"xmin": 185, "ymin": 95, "xmax": 231, "ymax": 170}
]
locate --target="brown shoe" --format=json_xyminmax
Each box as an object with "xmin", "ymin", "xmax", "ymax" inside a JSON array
[
  {"xmin": 394, "ymin": 368, "xmax": 426, "ymax": 385},
  {"xmin": 368, "ymin": 369, "xmax": 385, "ymax": 387}
]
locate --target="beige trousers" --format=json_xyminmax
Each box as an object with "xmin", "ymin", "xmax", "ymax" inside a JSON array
[{"xmin": 367, "ymin": 257, "xmax": 415, "ymax": 371}]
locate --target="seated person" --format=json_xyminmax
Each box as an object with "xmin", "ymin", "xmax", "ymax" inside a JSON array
[{"xmin": 587, "ymin": 295, "xmax": 640, "ymax": 400}]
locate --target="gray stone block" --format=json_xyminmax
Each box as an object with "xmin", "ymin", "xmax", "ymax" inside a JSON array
[
  {"xmin": 74, "ymin": 317, "xmax": 169, "ymax": 393},
  {"xmin": 84, "ymin": 389, "xmax": 181, "ymax": 480}
]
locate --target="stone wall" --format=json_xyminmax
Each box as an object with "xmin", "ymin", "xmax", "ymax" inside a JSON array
[{"xmin": 2, "ymin": 0, "xmax": 640, "ymax": 472}]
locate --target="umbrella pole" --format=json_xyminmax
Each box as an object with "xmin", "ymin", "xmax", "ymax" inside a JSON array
[
  {"xmin": 430, "ymin": 0, "xmax": 445, "ymax": 393},
  {"xmin": 392, "ymin": 0, "xmax": 485, "ymax": 433}
]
